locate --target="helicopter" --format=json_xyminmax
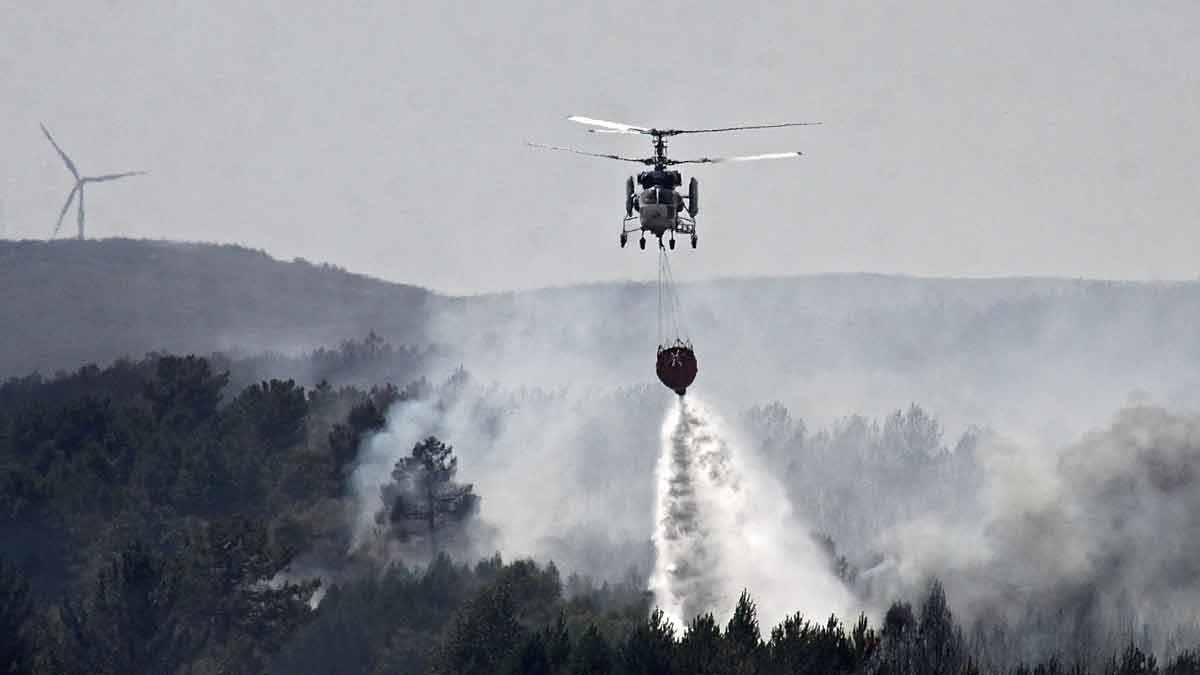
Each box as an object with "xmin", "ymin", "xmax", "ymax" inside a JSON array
[{"xmin": 528, "ymin": 116, "xmax": 819, "ymax": 250}]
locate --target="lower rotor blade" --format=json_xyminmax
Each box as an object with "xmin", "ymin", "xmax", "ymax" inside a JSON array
[
  {"xmin": 526, "ymin": 142, "xmax": 650, "ymax": 164},
  {"xmin": 670, "ymin": 152, "xmax": 803, "ymax": 164}
]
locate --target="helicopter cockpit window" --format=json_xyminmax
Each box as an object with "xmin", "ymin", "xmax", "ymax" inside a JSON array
[{"xmin": 657, "ymin": 188, "xmax": 675, "ymax": 210}]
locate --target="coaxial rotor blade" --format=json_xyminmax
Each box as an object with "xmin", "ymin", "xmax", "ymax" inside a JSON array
[
  {"xmin": 50, "ymin": 185, "xmax": 79, "ymax": 240},
  {"xmin": 526, "ymin": 142, "xmax": 651, "ymax": 164},
  {"xmin": 40, "ymin": 123, "xmax": 80, "ymax": 179},
  {"xmin": 566, "ymin": 116, "xmax": 651, "ymax": 134},
  {"xmin": 86, "ymin": 170, "xmax": 148, "ymax": 183},
  {"xmin": 661, "ymin": 122, "xmax": 821, "ymax": 136},
  {"xmin": 668, "ymin": 151, "xmax": 804, "ymax": 165}
]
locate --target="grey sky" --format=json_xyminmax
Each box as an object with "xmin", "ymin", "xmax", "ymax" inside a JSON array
[{"xmin": 2, "ymin": 1, "xmax": 1197, "ymax": 293}]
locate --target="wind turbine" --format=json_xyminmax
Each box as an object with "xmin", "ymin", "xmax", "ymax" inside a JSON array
[{"xmin": 41, "ymin": 124, "xmax": 147, "ymax": 240}]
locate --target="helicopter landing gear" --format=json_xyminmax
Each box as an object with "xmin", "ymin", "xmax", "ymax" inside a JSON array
[
  {"xmin": 639, "ymin": 237, "xmax": 646, "ymax": 250},
  {"xmin": 691, "ymin": 235, "xmax": 698, "ymax": 249},
  {"xmin": 669, "ymin": 237, "xmax": 676, "ymax": 250},
  {"xmin": 620, "ymin": 233, "xmax": 627, "ymax": 248}
]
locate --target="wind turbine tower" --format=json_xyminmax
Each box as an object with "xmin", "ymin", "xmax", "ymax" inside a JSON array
[{"xmin": 41, "ymin": 124, "xmax": 147, "ymax": 240}]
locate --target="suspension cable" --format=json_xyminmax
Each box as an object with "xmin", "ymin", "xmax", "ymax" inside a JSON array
[{"xmin": 657, "ymin": 245, "xmax": 688, "ymax": 347}]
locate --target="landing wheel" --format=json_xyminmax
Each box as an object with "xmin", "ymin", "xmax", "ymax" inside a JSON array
[
  {"xmin": 691, "ymin": 235, "xmax": 698, "ymax": 249},
  {"xmin": 620, "ymin": 233, "xmax": 627, "ymax": 248},
  {"xmin": 639, "ymin": 237, "xmax": 646, "ymax": 250},
  {"xmin": 669, "ymin": 238, "xmax": 676, "ymax": 250}
]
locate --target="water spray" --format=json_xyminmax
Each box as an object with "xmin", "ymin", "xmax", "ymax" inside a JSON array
[{"xmin": 650, "ymin": 397, "xmax": 857, "ymax": 629}]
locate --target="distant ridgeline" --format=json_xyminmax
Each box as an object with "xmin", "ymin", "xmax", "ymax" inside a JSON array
[{"xmin": 0, "ymin": 239, "xmax": 436, "ymax": 378}]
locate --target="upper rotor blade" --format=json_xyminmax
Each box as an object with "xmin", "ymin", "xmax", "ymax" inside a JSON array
[
  {"xmin": 663, "ymin": 122, "xmax": 822, "ymax": 136},
  {"xmin": 566, "ymin": 116, "xmax": 650, "ymax": 135},
  {"xmin": 86, "ymin": 170, "xmax": 148, "ymax": 183},
  {"xmin": 526, "ymin": 142, "xmax": 650, "ymax": 164},
  {"xmin": 669, "ymin": 151, "xmax": 804, "ymax": 165},
  {"xmin": 40, "ymin": 123, "xmax": 80, "ymax": 179},
  {"xmin": 50, "ymin": 185, "xmax": 79, "ymax": 239}
]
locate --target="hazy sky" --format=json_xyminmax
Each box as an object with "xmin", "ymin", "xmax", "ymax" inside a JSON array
[{"xmin": 2, "ymin": 1, "xmax": 1198, "ymax": 293}]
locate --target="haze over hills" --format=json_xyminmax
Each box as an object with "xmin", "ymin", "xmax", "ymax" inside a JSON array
[{"xmin": 5, "ymin": 237, "xmax": 1200, "ymax": 441}]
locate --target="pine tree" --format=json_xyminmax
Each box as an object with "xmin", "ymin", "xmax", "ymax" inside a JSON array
[
  {"xmin": 570, "ymin": 624, "xmax": 613, "ymax": 675},
  {"xmin": 723, "ymin": 590, "xmax": 763, "ymax": 671},
  {"xmin": 0, "ymin": 557, "xmax": 33, "ymax": 675},
  {"xmin": 880, "ymin": 600, "xmax": 918, "ymax": 675},
  {"xmin": 542, "ymin": 612, "xmax": 572, "ymax": 670},
  {"xmin": 678, "ymin": 612, "xmax": 722, "ymax": 675},
  {"xmin": 1107, "ymin": 642, "xmax": 1158, "ymax": 675},
  {"xmin": 501, "ymin": 632, "xmax": 551, "ymax": 675},
  {"xmin": 143, "ymin": 355, "xmax": 228, "ymax": 430},
  {"xmin": 434, "ymin": 586, "xmax": 523, "ymax": 675},
  {"xmin": 378, "ymin": 436, "xmax": 479, "ymax": 558},
  {"xmin": 917, "ymin": 579, "xmax": 965, "ymax": 674},
  {"xmin": 620, "ymin": 608, "xmax": 676, "ymax": 675}
]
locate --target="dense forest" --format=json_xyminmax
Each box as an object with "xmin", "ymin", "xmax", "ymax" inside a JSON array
[{"xmin": 3, "ymin": 337, "xmax": 1200, "ymax": 674}]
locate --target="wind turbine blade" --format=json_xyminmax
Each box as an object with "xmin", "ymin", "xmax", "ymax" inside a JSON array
[
  {"xmin": 526, "ymin": 142, "xmax": 650, "ymax": 164},
  {"xmin": 40, "ymin": 124, "xmax": 80, "ymax": 179},
  {"xmin": 86, "ymin": 170, "xmax": 148, "ymax": 183},
  {"xmin": 50, "ymin": 185, "xmax": 78, "ymax": 240},
  {"xmin": 663, "ymin": 122, "xmax": 822, "ymax": 136},
  {"xmin": 566, "ymin": 116, "xmax": 650, "ymax": 134},
  {"xmin": 669, "ymin": 151, "xmax": 804, "ymax": 165},
  {"xmin": 77, "ymin": 185, "xmax": 85, "ymax": 240}
]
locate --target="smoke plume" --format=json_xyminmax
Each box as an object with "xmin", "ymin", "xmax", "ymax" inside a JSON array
[
  {"xmin": 870, "ymin": 405, "xmax": 1200, "ymax": 664},
  {"xmin": 343, "ymin": 375, "xmax": 665, "ymax": 578}
]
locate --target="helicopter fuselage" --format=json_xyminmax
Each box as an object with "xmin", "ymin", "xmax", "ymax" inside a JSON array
[
  {"xmin": 620, "ymin": 168, "xmax": 697, "ymax": 248},
  {"xmin": 636, "ymin": 186, "xmax": 683, "ymax": 237},
  {"xmin": 633, "ymin": 169, "xmax": 688, "ymax": 237}
]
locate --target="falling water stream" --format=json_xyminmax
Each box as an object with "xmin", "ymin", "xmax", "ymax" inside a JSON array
[{"xmin": 649, "ymin": 397, "xmax": 856, "ymax": 629}]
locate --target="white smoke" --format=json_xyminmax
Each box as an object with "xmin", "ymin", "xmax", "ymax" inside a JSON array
[
  {"xmin": 865, "ymin": 405, "xmax": 1200, "ymax": 664},
  {"xmin": 650, "ymin": 397, "xmax": 858, "ymax": 629},
  {"xmin": 342, "ymin": 377, "xmax": 665, "ymax": 576},
  {"xmin": 348, "ymin": 397, "xmax": 441, "ymax": 551}
]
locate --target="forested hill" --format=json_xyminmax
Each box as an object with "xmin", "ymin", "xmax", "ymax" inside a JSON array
[{"xmin": 0, "ymin": 239, "xmax": 435, "ymax": 377}]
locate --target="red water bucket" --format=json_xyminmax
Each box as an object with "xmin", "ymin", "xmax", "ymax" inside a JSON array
[{"xmin": 656, "ymin": 343, "xmax": 698, "ymax": 395}]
